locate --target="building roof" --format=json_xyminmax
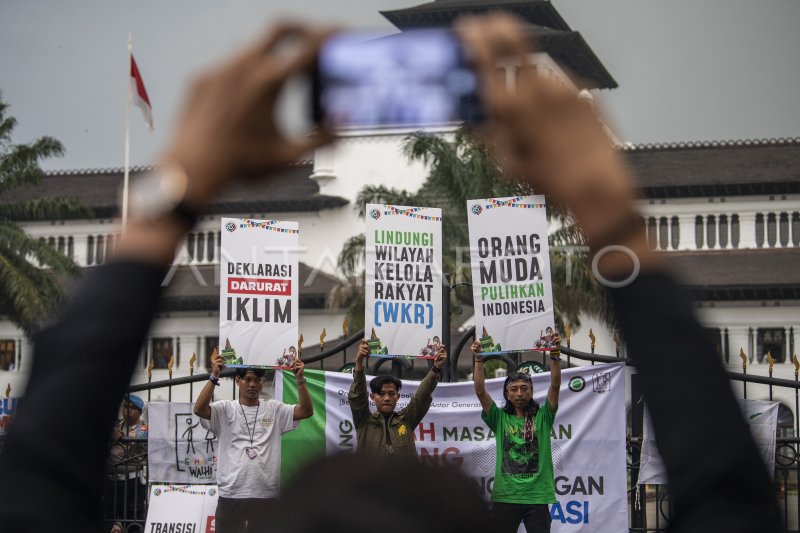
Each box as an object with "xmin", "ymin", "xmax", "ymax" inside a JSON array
[
  {"xmin": 2, "ymin": 163, "xmax": 348, "ymax": 220},
  {"xmin": 382, "ymin": 0, "xmax": 572, "ymax": 31},
  {"xmin": 623, "ymin": 137, "xmax": 800, "ymax": 198},
  {"xmin": 380, "ymin": 0, "xmax": 617, "ymax": 90},
  {"xmin": 157, "ymin": 262, "xmax": 340, "ymax": 312},
  {"xmin": 663, "ymin": 249, "xmax": 800, "ymax": 301}
]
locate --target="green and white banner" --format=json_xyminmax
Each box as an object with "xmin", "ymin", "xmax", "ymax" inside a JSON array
[
  {"xmin": 219, "ymin": 217, "xmax": 299, "ymax": 367},
  {"xmin": 277, "ymin": 364, "xmax": 627, "ymax": 531},
  {"xmin": 466, "ymin": 196, "xmax": 555, "ymax": 352},
  {"xmin": 364, "ymin": 204, "xmax": 443, "ymax": 356}
]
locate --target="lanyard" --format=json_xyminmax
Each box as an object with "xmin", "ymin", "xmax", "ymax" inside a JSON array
[{"xmin": 238, "ymin": 401, "xmax": 260, "ymax": 451}]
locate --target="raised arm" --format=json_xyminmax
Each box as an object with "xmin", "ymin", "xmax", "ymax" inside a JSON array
[
  {"xmin": 546, "ymin": 335, "xmax": 562, "ymax": 412},
  {"xmin": 348, "ymin": 340, "xmax": 370, "ymax": 427},
  {"xmin": 194, "ymin": 351, "xmax": 224, "ymax": 419},
  {"xmin": 404, "ymin": 345, "xmax": 446, "ymax": 427},
  {"xmin": 471, "ymin": 340, "xmax": 493, "ymax": 415},
  {"xmin": 458, "ymin": 15, "xmax": 781, "ymax": 532},
  {"xmin": 292, "ymin": 357, "xmax": 313, "ymax": 420},
  {"xmin": 0, "ymin": 24, "xmax": 335, "ymax": 532}
]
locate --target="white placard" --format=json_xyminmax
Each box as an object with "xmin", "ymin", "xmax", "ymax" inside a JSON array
[
  {"xmin": 467, "ymin": 196, "xmax": 555, "ymax": 352},
  {"xmin": 365, "ymin": 204, "xmax": 443, "ymax": 356},
  {"xmin": 146, "ymin": 484, "xmax": 218, "ymax": 533},
  {"xmin": 220, "ymin": 217, "xmax": 299, "ymax": 367}
]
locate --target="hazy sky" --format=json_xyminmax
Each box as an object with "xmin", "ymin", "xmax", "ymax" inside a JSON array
[{"xmin": 1, "ymin": 0, "xmax": 798, "ymax": 171}]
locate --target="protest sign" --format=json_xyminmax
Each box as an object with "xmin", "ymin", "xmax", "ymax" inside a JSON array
[
  {"xmin": 220, "ymin": 217, "xmax": 299, "ymax": 367},
  {"xmin": 467, "ymin": 196, "xmax": 555, "ymax": 352},
  {"xmin": 146, "ymin": 484, "xmax": 218, "ymax": 533},
  {"xmin": 365, "ymin": 204, "xmax": 443, "ymax": 356}
]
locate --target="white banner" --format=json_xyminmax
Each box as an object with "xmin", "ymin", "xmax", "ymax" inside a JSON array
[
  {"xmin": 146, "ymin": 484, "xmax": 218, "ymax": 533},
  {"xmin": 147, "ymin": 402, "xmax": 218, "ymax": 484},
  {"xmin": 0, "ymin": 397, "xmax": 18, "ymax": 435},
  {"xmin": 220, "ymin": 217, "xmax": 299, "ymax": 367},
  {"xmin": 365, "ymin": 204, "xmax": 443, "ymax": 356},
  {"xmin": 638, "ymin": 398, "xmax": 779, "ymax": 484},
  {"xmin": 467, "ymin": 196, "xmax": 555, "ymax": 352},
  {"xmin": 280, "ymin": 363, "xmax": 628, "ymax": 531}
]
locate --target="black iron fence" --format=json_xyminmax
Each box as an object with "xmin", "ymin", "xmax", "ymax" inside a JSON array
[{"xmin": 100, "ymin": 328, "xmax": 800, "ymax": 533}]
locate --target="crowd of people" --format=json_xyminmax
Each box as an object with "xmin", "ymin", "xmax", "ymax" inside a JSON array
[{"xmin": 0, "ymin": 13, "xmax": 784, "ymax": 533}]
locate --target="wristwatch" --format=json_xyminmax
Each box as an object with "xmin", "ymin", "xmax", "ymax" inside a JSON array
[{"xmin": 127, "ymin": 163, "xmax": 198, "ymax": 229}]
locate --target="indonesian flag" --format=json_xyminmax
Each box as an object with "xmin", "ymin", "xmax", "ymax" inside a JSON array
[{"xmin": 130, "ymin": 54, "xmax": 154, "ymax": 131}]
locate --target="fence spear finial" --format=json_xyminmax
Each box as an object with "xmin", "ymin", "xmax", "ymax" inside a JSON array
[
  {"xmin": 739, "ymin": 348, "xmax": 747, "ymax": 370},
  {"xmin": 589, "ymin": 328, "xmax": 596, "ymax": 352},
  {"xmin": 563, "ymin": 323, "xmax": 572, "ymax": 349},
  {"xmin": 189, "ymin": 352, "xmax": 197, "ymax": 374},
  {"xmin": 320, "ymin": 328, "xmax": 327, "ymax": 351},
  {"xmin": 343, "ymin": 317, "xmax": 349, "ymax": 338},
  {"xmin": 613, "ymin": 331, "xmax": 621, "ymax": 357},
  {"xmin": 792, "ymin": 354, "xmax": 799, "ymax": 377},
  {"xmin": 766, "ymin": 350, "xmax": 775, "ymax": 371},
  {"xmin": 167, "ymin": 354, "xmax": 175, "ymax": 379},
  {"xmin": 298, "ymin": 334, "xmax": 304, "ymax": 356},
  {"xmin": 4, "ymin": 383, "xmax": 10, "ymax": 398},
  {"xmin": 147, "ymin": 356, "xmax": 155, "ymax": 381}
]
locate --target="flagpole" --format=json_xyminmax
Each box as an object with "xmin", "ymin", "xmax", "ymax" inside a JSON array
[{"xmin": 122, "ymin": 33, "xmax": 132, "ymax": 233}]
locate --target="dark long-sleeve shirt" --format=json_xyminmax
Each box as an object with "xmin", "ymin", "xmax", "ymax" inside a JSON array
[
  {"xmin": 0, "ymin": 261, "xmax": 167, "ymax": 532},
  {"xmin": 611, "ymin": 270, "xmax": 782, "ymax": 533},
  {"xmin": 348, "ymin": 368, "xmax": 439, "ymax": 456}
]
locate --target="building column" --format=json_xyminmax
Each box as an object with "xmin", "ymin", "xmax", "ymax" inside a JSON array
[
  {"xmin": 727, "ymin": 326, "xmax": 750, "ymax": 368},
  {"xmin": 310, "ymin": 145, "xmax": 337, "ymax": 184},
  {"xmin": 677, "ymin": 214, "xmax": 696, "ymax": 251},
  {"xmin": 73, "ymin": 235, "xmax": 89, "ymax": 267},
  {"xmin": 738, "ymin": 212, "xmax": 757, "ymax": 249}
]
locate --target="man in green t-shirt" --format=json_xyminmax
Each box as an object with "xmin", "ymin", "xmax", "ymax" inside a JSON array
[{"xmin": 472, "ymin": 336, "xmax": 562, "ymax": 532}]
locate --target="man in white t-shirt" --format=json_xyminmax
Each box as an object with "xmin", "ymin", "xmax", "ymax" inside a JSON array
[{"xmin": 194, "ymin": 352, "xmax": 312, "ymax": 533}]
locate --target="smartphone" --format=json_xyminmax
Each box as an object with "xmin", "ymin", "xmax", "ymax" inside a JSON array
[{"xmin": 312, "ymin": 30, "xmax": 483, "ymax": 128}]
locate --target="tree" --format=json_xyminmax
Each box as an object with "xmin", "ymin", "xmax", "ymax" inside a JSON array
[
  {"xmin": 332, "ymin": 126, "xmax": 612, "ymax": 334},
  {"xmin": 0, "ymin": 94, "xmax": 89, "ymax": 336}
]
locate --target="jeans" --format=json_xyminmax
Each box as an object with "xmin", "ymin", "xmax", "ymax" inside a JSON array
[{"xmin": 491, "ymin": 502, "xmax": 551, "ymax": 533}]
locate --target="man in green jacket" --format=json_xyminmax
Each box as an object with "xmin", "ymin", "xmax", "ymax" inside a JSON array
[{"xmin": 348, "ymin": 339, "xmax": 447, "ymax": 456}]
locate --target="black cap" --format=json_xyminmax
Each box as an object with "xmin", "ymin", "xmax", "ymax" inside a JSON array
[{"xmin": 369, "ymin": 375, "xmax": 402, "ymax": 394}]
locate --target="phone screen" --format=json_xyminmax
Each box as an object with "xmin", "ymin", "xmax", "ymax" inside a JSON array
[{"xmin": 313, "ymin": 30, "xmax": 483, "ymax": 128}]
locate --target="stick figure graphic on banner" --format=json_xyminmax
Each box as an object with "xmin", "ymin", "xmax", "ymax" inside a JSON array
[
  {"xmin": 182, "ymin": 416, "xmax": 200, "ymax": 454},
  {"xmin": 204, "ymin": 428, "xmax": 215, "ymax": 454}
]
